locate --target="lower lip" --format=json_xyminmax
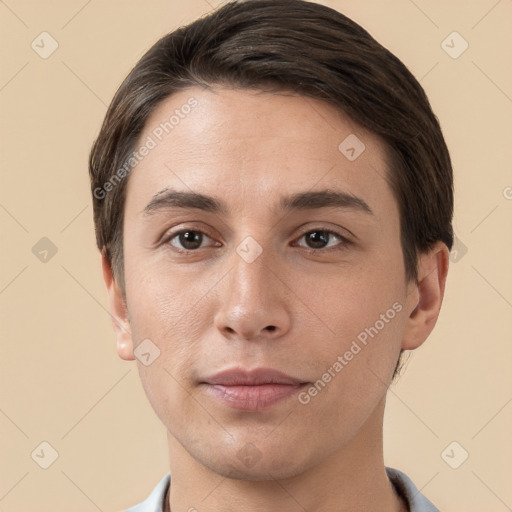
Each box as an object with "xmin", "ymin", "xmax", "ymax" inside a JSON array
[{"xmin": 203, "ymin": 383, "xmax": 307, "ymax": 411}]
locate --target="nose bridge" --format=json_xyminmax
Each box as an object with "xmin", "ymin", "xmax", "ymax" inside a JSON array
[
  {"xmin": 214, "ymin": 238, "xmax": 290, "ymax": 340},
  {"xmin": 227, "ymin": 235, "xmax": 276, "ymax": 310},
  {"xmin": 231, "ymin": 244, "xmax": 270, "ymax": 304}
]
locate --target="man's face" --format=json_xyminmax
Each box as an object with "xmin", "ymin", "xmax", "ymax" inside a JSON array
[{"xmin": 120, "ymin": 86, "xmax": 416, "ymax": 479}]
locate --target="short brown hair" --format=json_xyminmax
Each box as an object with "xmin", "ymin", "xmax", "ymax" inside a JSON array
[{"xmin": 89, "ymin": 0, "xmax": 453, "ymax": 375}]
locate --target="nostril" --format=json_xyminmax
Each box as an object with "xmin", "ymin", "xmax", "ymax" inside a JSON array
[{"xmin": 266, "ymin": 325, "xmax": 276, "ymax": 332}]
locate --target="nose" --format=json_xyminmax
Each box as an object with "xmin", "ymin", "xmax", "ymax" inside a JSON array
[{"xmin": 213, "ymin": 246, "xmax": 292, "ymax": 341}]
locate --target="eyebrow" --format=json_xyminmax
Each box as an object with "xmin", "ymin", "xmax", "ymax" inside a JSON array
[
  {"xmin": 279, "ymin": 190, "xmax": 373, "ymax": 215},
  {"xmin": 142, "ymin": 188, "xmax": 373, "ymax": 217},
  {"xmin": 143, "ymin": 189, "xmax": 228, "ymax": 216}
]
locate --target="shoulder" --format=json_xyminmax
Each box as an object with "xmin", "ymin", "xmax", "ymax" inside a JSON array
[
  {"xmin": 122, "ymin": 473, "xmax": 171, "ymax": 512},
  {"xmin": 386, "ymin": 467, "xmax": 439, "ymax": 512}
]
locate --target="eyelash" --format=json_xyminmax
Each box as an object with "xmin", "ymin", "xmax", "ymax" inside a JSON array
[{"xmin": 163, "ymin": 227, "xmax": 352, "ymax": 254}]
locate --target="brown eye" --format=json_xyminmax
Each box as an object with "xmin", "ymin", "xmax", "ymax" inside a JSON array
[
  {"xmin": 296, "ymin": 230, "xmax": 347, "ymax": 250},
  {"xmin": 304, "ymin": 231, "xmax": 330, "ymax": 249},
  {"xmin": 168, "ymin": 230, "xmax": 215, "ymax": 251}
]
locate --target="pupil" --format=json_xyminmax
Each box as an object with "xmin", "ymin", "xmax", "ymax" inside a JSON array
[
  {"xmin": 180, "ymin": 231, "xmax": 202, "ymax": 249},
  {"xmin": 307, "ymin": 231, "xmax": 328, "ymax": 249}
]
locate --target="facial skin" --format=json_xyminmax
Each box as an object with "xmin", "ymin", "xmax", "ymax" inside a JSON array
[{"xmin": 103, "ymin": 86, "xmax": 449, "ymax": 512}]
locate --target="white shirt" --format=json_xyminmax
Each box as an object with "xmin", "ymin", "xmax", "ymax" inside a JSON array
[{"xmin": 125, "ymin": 467, "xmax": 439, "ymax": 512}]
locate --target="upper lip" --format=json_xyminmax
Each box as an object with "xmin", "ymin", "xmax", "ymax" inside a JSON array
[{"xmin": 202, "ymin": 367, "xmax": 306, "ymax": 386}]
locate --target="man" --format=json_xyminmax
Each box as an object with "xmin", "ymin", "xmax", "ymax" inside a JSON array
[{"xmin": 89, "ymin": 1, "xmax": 452, "ymax": 510}]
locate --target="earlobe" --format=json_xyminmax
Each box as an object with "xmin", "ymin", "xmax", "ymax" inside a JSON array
[
  {"xmin": 401, "ymin": 242, "xmax": 450, "ymax": 351},
  {"xmin": 101, "ymin": 250, "xmax": 135, "ymax": 361}
]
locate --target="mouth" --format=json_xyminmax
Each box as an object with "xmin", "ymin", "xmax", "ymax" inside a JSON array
[{"xmin": 200, "ymin": 367, "xmax": 309, "ymax": 411}]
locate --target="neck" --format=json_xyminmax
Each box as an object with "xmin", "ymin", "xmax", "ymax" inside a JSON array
[{"xmin": 165, "ymin": 396, "xmax": 407, "ymax": 512}]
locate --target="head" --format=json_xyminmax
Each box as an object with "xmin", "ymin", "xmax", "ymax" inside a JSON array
[{"xmin": 89, "ymin": 0, "xmax": 452, "ymax": 480}]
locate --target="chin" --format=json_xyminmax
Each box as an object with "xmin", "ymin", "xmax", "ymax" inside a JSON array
[
  {"xmin": 195, "ymin": 441, "xmax": 316, "ymax": 482},
  {"xmin": 207, "ymin": 459, "xmax": 306, "ymax": 482}
]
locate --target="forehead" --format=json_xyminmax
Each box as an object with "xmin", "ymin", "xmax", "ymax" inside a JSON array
[{"xmin": 124, "ymin": 86, "xmax": 396, "ymax": 220}]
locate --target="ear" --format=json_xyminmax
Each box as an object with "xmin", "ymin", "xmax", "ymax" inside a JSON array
[
  {"xmin": 401, "ymin": 241, "xmax": 450, "ymax": 350},
  {"xmin": 101, "ymin": 250, "xmax": 135, "ymax": 361}
]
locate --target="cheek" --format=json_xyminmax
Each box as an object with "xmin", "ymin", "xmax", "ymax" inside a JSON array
[
  {"xmin": 297, "ymin": 294, "xmax": 406, "ymax": 443},
  {"xmin": 302, "ymin": 252, "xmax": 407, "ymax": 402},
  {"xmin": 123, "ymin": 254, "xmax": 227, "ymax": 403},
  {"xmin": 124, "ymin": 265, "xmax": 211, "ymax": 430},
  {"xmin": 125, "ymin": 243, "xmax": 210, "ymax": 332},
  {"xmin": 307, "ymin": 251, "xmax": 406, "ymax": 346}
]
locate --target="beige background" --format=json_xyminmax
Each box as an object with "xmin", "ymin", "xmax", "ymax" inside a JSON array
[{"xmin": 1, "ymin": 0, "xmax": 511, "ymax": 510}]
